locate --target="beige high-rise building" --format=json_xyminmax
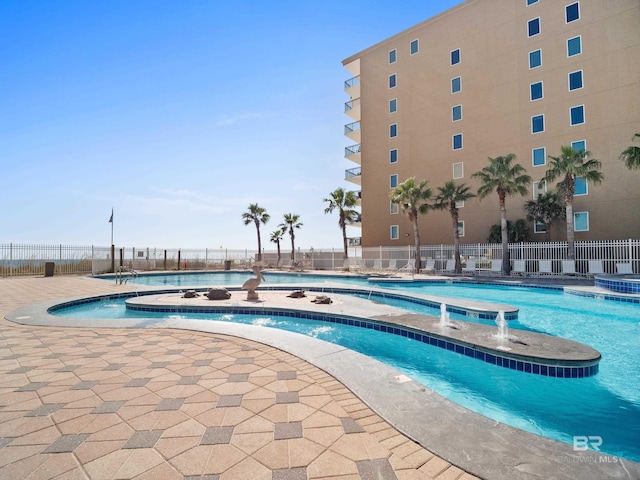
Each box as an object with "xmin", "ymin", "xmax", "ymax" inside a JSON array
[{"xmin": 342, "ymin": 0, "xmax": 640, "ymax": 248}]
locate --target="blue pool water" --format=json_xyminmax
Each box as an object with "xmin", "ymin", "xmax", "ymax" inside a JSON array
[{"xmin": 71, "ymin": 272, "xmax": 640, "ymax": 461}]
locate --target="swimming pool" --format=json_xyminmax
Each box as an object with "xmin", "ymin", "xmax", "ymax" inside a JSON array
[{"xmin": 76, "ymin": 272, "xmax": 640, "ymax": 461}]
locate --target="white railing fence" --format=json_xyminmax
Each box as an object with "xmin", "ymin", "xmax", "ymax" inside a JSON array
[{"xmin": 1, "ymin": 240, "xmax": 638, "ymax": 277}]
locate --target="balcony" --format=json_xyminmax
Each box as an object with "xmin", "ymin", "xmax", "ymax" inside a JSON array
[
  {"xmin": 344, "ymin": 76, "xmax": 360, "ymax": 101},
  {"xmin": 348, "ymin": 236, "xmax": 362, "ymax": 246},
  {"xmin": 354, "ymin": 190, "xmax": 361, "ymax": 205},
  {"xmin": 345, "ymin": 166, "xmax": 361, "ymax": 185},
  {"xmin": 349, "ymin": 213, "xmax": 362, "ymax": 228},
  {"xmin": 345, "ymin": 144, "xmax": 361, "ymax": 164},
  {"xmin": 344, "ymin": 98, "xmax": 361, "ymax": 120},
  {"xmin": 344, "ymin": 121, "xmax": 361, "ymax": 143}
]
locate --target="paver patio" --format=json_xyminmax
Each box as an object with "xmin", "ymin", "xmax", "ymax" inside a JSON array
[{"xmin": 0, "ymin": 276, "xmax": 478, "ymax": 480}]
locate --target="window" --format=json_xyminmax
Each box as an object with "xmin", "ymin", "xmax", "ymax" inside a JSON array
[
  {"xmin": 410, "ymin": 39, "xmax": 419, "ymax": 55},
  {"xmin": 527, "ymin": 0, "xmax": 539, "ymax": 5},
  {"xmin": 529, "ymin": 49, "xmax": 542, "ymax": 69},
  {"xmin": 389, "ymin": 49, "xmax": 397, "ymax": 64},
  {"xmin": 566, "ymin": 2, "xmax": 580, "ymax": 23},
  {"xmin": 575, "ymin": 176, "xmax": 587, "ymax": 195},
  {"xmin": 571, "ymin": 140, "xmax": 586, "ymax": 152},
  {"xmin": 452, "ymin": 134, "xmax": 463, "ymax": 150},
  {"xmin": 389, "ymin": 74, "xmax": 397, "ymax": 88},
  {"xmin": 569, "ymin": 70, "xmax": 583, "ymax": 91},
  {"xmin": 534, "ymin": 221, "xmax": 547, "ymax": 234},
  {"xmin": 452, "ymin": 105, "xmax": 462, "ymax": 122},
  {"xmin": 455, "ymin": 200, "xmax": 465, "ymax": 209},
  {"xmin": 451, "ymin": 76, "xmax": 461, "ymax": 93},
  {"xmin": 528, "ymin": 18, "xmax": 540, "ymax": 37},
  {"xmin": 532, "ymin": 114, "xmax": 544, "ymax": 133},
  {"xmin": 390, "ymin": 174, "xmax": 398, "ymax": 188},
  {"xmin": 570, "ymin": 105, "xmax": 585, "ymax": 125},
  {"xmin": 453, "ymin": 162, "xmax": 464, "ymax": 179},
  {"xmin": 390, "ymin": 202, "xmax": 399, "ymax": 214},
  {"xmin": 389, "ymin": 98, "xmax": 397, "ymax": 113},
  {"xmin": 574, "ymin": 212, "xmax": 589, "ymax": 232},
  {"xmin": 390, "ymin": 225, "xmax": 399, "ymax": 240},
  {"xmin": 457, "ymin": 221, "xmax": 465, "ymax": 237},
  {"xmin": 533, "ymin": 147, "xmax": 546, "ymax": 166},
  {"xmin": 451, "ymin": 49, "xmax": 460, "ymax": 65},
  {"xmin": 390, "ymin": 123, "xmax": 398, "ymax": 137},
  {"xmin": 532, "ymin": 180, "xmax": 547, "ymax": 198},
  {"xmin": 389, "ymin": 149, "xmax": 398, "ymax": 164},
  {"xmin": 530, "ymin": 81, "xmax": 543, "ymax": 101},
  {"xmin": 567, "ymin": 36, "xmax": 582, "ymax": 57}
]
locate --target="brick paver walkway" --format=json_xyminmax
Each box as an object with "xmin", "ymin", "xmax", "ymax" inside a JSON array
[{"xmin": 0, "ymin": 276, "xmax": 479, "ymax": 480}]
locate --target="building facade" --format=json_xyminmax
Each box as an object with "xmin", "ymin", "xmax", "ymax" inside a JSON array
[{"xmin": 342, "ymin": 0, "xmax": 640, "ymax": 248}]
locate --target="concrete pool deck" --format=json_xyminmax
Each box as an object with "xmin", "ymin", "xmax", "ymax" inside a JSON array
[{"xmin": 2, "ymin": 275, "xmax": 639, "ymax": 480}]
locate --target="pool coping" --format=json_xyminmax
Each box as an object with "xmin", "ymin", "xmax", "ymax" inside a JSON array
[{"xmin": 6, "ymin": 286, "xmax": 639, "ymax": 480}]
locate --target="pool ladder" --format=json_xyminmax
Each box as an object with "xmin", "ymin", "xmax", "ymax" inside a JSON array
[{"xmin": 116, "ymin": 266, "xmax": 138, "ymax": 284}]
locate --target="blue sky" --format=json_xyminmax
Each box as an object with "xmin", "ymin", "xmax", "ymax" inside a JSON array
[{"xmin": 1, "ymin": 0, "xmax": 460, "ymax": 250}]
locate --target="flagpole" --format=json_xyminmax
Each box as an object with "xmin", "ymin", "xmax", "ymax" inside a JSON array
[{"xmin": 109, "ymin": 209, "xmax": 115, "ymax": 273}]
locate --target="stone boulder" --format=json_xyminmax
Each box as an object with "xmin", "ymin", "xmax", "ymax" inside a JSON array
[{"xmin": 206, "ymin": 288, "xmax": 231, "ymax": 300}]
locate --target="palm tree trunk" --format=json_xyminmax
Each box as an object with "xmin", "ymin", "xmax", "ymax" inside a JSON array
[
  {"xmin": 413, "ymin": 216, "xmax": 421, "ymax": 273},
  {"xmin": 452, "ymin": 212, "xmax": 461, "ymax": 274},
  {"xmin": 566, "ymin": 202, "xmax": 575, "ymax": 260},
  {"xmin": 276, "ymin": 241, "xmax": 281, "ymax": 266},
  {"xmin": 256, "ymin": 224, "xmax": 262, "ymax": 261},
  {"xmin": 341, "ymin": 219, "xmax": 349, "ymax": 260},
  {"xmin": 499, "ymin": 194, "xmax": 510, "ymax": 275},
  {"xmin": 290, "ymin": 231, "xmax": 295, "ymax": 261}
]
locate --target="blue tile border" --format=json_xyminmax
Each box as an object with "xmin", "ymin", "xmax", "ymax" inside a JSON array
[
  {"xmin": 594, "ymin": 275, "xmax": 640, "ymax": 296},
  {"xmin": 565, "ymin": 287, "xmax": 640, "ymax": 304}
]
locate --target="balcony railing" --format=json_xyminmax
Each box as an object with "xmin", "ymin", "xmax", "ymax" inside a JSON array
[
  {"xmin": 345, "ymin": 144, "xmax": 361, "ymax": 156},
  {"xmin": 348, "ymin": 237, "xmax": 362, "ymax": 247},
  {"xmin": 345, "ymin": 166, "xmax": 361, "ymax": 180},
  {"xmin": 344, "ymin": 121, "xmax": 360, "ymax": 135},
  {"xmin": 344, "ymin": 98, "xmax": 360, "ymax": 113},
  {"xmin": 344, "ymin": 76, "xmax": 360, "ymax": 90}
]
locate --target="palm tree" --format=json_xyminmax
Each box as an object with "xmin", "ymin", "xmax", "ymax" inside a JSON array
[
  {"xmin": 524, "ymin": 192, "xmax": 565, "ymax": 242},
  {"xmin": 433, "ymin": 181, "xmax": 476, "ymax": 274},
  {"xmin": 390, "ymin": 177, "xmax": 433, "ymax": 273},
  {"xmin": 619, "ymin": 133, "xmax": 640, "ymax": 170},
  {"xmin": 471, "ymin": 154, "xmax": 531, "ymax": 275},
  {"xmin": 544, "ymin": 146, "xmax": 603, "ymax": 260},
  {"xmin": 323, "ymin": 187, "xmax": 359, "ymax": 261},
  {"xmin": 241, "ymin": 203, "xmax": 270, "ymax": 261},
  {"xmin": 279, "ymin": 214, "xmax": 303, "ymax": 261},
  {"xmin": 270, "ymin": 228, "xmax": 285, "ymax": 266}
]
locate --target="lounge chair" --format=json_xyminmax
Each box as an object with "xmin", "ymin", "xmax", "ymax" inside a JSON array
[
  {"xmin": 462, "ymin": 260, "xmax": 477, "ymax": 276},
  {"xmin": 537, "ymin": 260, "xmax": 554, "ymax": 276},
  {"xmin": 386, "ymin": 259, "xmax": 397, "ymax": 271},
  {"xmin": 616, "ymin": 263, "xmax": 633, "ymax": 274},
  {"xmin": 561, "ymin": 260, "xmax": 577, "ymax": 277},
  {"xmin": 587, "ymin": 260, "xmax": 604, "ymax": 278},
  {"xmin": 511, "ymin": 260, "xmax": 526, "ymax": 276},
  {"xmin": 442, "ymin": 259, "xmax": 456, "ymax": 273},
  {"xmin": 420, "ymin": 259, "xmax": 436, "ymax": 274},
  {"xmin": 488, "ymin": 259, "xmax": 502, "ymax": 276},
  {"xmin": 399, "ymin": 260, "xmax": 416, "ymax": 273}
]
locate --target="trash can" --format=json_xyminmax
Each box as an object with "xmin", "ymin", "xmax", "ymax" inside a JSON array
[
  {"xmin": 44, "ymin": 262, "xmax": 55, "ymax": 277},
  {"xmin": 224, "ymin": 260, "xmax": 232, "ymax": 271}
]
